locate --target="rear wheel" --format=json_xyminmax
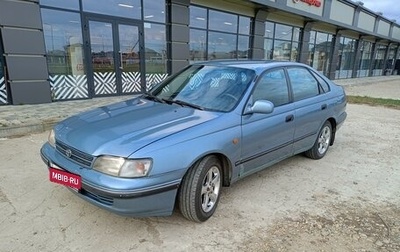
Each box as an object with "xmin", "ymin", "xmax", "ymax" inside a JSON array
[
  {"xmin": 305, "ymin": 121, "xmax": 332, "ymax": 159},
  {"xmin": 178, "ymin": 155, "xmax": 222, "ymax": 222}
]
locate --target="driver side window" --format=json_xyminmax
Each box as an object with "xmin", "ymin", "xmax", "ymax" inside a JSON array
[{"xmin": 253, "ymin": 68, "xmax": 289, "ymax": 107}]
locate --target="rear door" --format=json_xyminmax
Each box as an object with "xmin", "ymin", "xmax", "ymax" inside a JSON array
[
  {"xmin": 286, "ymin": 67, "xmax": 331, "ymax": 154},
  {"xmin": 240, "ymin": 68, "xmax": 295, "ymax": 176}
]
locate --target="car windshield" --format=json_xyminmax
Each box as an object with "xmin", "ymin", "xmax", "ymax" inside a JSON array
[{"xmin": 151, "ymin": 65, "xmax": 256, "ymax": 112}]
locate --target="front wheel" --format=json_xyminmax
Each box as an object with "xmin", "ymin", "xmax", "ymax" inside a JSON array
[
  {"xmin": 178, "ymin": 155, "xmax": 222, "ymax": 222},
  {"xmin": 305, "ymin": 121, "xmax": 332, "ymax": 160}
]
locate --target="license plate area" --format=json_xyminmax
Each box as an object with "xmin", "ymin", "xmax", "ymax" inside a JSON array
[{"xmin": 49, "ymin": 167, "xmax": 82, "ymax": 190}]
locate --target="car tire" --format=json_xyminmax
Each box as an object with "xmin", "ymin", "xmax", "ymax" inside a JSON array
[
  {"xmin": 178, "ymin": 155, "xmax": 222, "ymax": 222},
  {"xmin": 305, "ymin": 121, "xmax": 332, "ymax": 160}
]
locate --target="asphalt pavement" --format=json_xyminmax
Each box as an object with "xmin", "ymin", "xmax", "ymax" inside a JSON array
[{"xmin": 0, "ymin": 75, "xmax": 399, "ymax": 138}]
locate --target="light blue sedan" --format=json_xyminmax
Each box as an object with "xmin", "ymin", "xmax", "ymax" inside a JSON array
[{"xmin": 41, "ymin": 60, "xmax": 347, "ymax": 222}]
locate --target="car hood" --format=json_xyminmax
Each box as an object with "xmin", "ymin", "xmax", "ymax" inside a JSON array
[{"xmin": 54, "ymin": 97, "xmax": 219, "ymax": 157}]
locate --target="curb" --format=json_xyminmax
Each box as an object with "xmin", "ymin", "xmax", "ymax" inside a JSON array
[
  {"xmin": 0, "ymin": 121, "xmax": 55, "ymax": 138},
  {"xmin": 335, "ymin": 76, "xmax": 400, "ymax": 87}
]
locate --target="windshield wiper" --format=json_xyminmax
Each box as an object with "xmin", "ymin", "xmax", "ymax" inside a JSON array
[
  {"xmin": 142, "ymin": 92, "xmax": 166, "ymax": 104},
  {"xmin": 167, "ymin": 99, "xmax": 204, "ymax": 110}
]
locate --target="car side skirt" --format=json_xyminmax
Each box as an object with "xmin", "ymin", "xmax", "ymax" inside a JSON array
[{"xmin": 236, "ymin": 131, "xmax": 317, "ymax": 167}]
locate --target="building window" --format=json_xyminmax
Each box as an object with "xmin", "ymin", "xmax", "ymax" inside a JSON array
[
  {"xmin": 41, "ymin": 9, "xmax": 85, "ymax": 76},
  {"xmin": 190, "ymin": 6, "xmax": 207, "ymax": 29},
  {"xmin": 263, "ymin": 22, "xmax": 301, "ymax": 61},
  {"xmin": 309, "ymin": 31, "xmax": 333, "ymax": 76},
  {"xmin": 144, "ymin": 0, "xmax": 165, "ymax": 23},
  {"xmin": 386, "ymin": 44, "xmax": 397, "ymax": 75},
  {"xmin": 275, "ymin": 24, "xmax": 293, "ymax": 40},
  {"xmin": 388, "ymin": 44, "xmax": 397, "ymax": 60},
  {"xmin": 82, "ymin": 0, "xmax": 141, "ymax": 19},
  {"xmin": 265, "ymin": 22, "xmax": 274, "ymax": 39},
  {"xmin": 264, "ymin": 39, "xmax": 273, "ymax": 59},
  {"xmin": 357, "ymin": 41, "xmax": 373, "ymax": 77},
  {"xmin": 144, "ymin": 23, "xmax": 167, "ymax": 89},
  {"xmin": 238, "ymin": 35, "xmax": 250, "ymax": 59},
  {"xmin": 208, "ymin": 32, "xmax": 237, "ymax": 60},
  {"xmin": 209, "ymin": 10, "xmax": 238, "ymax": 33},
  {"xmin": 41, "ymin": 8, "xmax": 88, "ymax": 100},
  {"xmin": 372, "ymin": 44, "xmax": 387, "ymax": 76},
  {"xmin": 190, "ymin": 29, "xmax": 206, "ymax": 62},
  {"xmin": 189, "ymin": 6, "xmax": 251, "ymax": 63},
  {"xmin": 336, "ymin": 37, "xmax": 356, "ymax": 79},
  {"xmin": 239, "ymin": 16, "xmax": 251, "ymax": 35},
  {"xmin": 273, "ymin": 40, "xmax": 291, "ymax": 61}
]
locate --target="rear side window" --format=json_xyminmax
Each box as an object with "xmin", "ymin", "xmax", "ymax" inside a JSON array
[
  {"xmin": 252, "ymin": 68, "xmax": 289, "ymax": 107},
  {"xmin": 312, "ymin": 72, "xmax": 331, "ymax": 93},
  {"xmin": 287, "ymin": 67, "xmax": 320, "ymax": 101}
]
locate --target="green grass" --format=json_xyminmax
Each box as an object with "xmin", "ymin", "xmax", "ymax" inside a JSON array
[{"xmin": 347, "ymin": 95, "xmax": 400, "ymax": 110}]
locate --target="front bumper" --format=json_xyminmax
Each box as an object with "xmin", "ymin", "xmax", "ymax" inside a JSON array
[{"xmin": 41, "ymin": 143, "xmax": 182, "ymax": 217}]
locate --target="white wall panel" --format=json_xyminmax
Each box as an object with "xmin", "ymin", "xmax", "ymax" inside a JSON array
[
  {"xmin": 330, "ymin": 0, "xmax": 354, "ymax": 25},
  {"xmin": 377, "ymin": 20, "xmax": 390, "ymax": 37},
  {"xmin": 392, "ymin": 26, "xmax": 400, "ymax": 40},
  {"xmin": 358, "ymin": 11, "xmax": 375, "ymax": 32}
]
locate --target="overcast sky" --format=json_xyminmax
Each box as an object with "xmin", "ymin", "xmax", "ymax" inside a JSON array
[{"xmin": 354, "ymin": 0, "xmax": 400, "ymax": 23}]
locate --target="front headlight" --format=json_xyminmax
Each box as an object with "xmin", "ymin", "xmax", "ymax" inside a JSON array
[
  {"xmin": 48, "ymin": 129, "xmax": 56, "ymax": 147},
  {"xmin": 93, "ymin": 156, "xmax": 152, "ymax": 178}
]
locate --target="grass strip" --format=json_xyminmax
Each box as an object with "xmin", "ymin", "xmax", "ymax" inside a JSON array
[{"xmin": 347, "ymin": 95, "xmax": 400, "ymax": 110}]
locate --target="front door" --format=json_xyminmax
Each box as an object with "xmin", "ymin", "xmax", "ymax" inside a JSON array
[
  {"xmin": 240, "ymin": 68, "xmax": 295, "ymax": 176},
  {"xmin": 85, "ymin": 17, "xmax": 144, "ymax": 97}
]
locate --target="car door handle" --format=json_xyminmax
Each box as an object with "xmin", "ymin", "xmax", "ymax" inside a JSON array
[
  {"xmin": 321, "ymin": 104, "xmax": 327, "ymax": 110},
  {"xmin": 285, "ymin": 115, "xmax": 294, "ymax": 122}
]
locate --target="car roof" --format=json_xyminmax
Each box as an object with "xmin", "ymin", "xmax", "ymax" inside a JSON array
[{"xmin": 192, "ymin": 60, "xmax": 310, "ymax": 72}]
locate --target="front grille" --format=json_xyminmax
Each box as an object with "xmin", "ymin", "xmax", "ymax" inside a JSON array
[{"xmin": 56, "ymin": 140, "xmax": 94, "ymax": 168}]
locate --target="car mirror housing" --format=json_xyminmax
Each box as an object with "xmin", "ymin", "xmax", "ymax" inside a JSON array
[{"xmin": 245, "ymin": 100, "xmax": 274, "ymax": 115}]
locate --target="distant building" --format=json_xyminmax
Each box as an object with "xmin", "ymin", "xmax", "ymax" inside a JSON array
[{"xmin": 0, "ymin": 0, "xmax": 399, "ymax": 104}]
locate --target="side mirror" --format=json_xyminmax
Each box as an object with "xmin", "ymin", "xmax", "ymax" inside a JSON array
[{"xmin": 244, "ymin": 100, "xmax": 274, "ymax": 114}]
